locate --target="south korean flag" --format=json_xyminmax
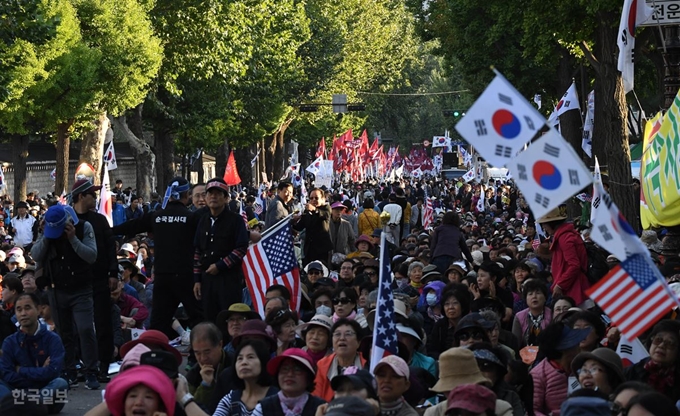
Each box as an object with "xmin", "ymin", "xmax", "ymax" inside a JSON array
[
  {"xmin": 506, "ymin": 129, "xmax": 592, "ymax": 220},
  {"xmin": 455, "ymin": 69, "xmax": 546, "ymax": 167},
  {"xmin": 462, "ymin": 169, "xmax": 475, "ymax": 183}
]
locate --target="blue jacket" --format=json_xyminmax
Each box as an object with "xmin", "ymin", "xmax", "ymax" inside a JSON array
[
  {"xmin": 112, "ymin": 204, "xmax": 126, "ymax": 227},
  {"xmin": 0, "ymin": 323, "xmax": 65, "ymax": 388}
]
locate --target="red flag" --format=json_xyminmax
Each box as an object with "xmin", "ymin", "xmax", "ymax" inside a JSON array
[
  {"xmin": 223, "ymin": 150, "xmax": 241, "ymax": 186},
  {"xmin": 340, "ymin": 129, "xmax": 353, "ymax": 142},
  {"xmin": 316, "ymin": 137, "xmax": 327, "ymax": 159}
]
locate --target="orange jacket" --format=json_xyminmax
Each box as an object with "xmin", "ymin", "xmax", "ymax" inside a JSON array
[{"xmin": 312, "ymin": 352, "xmax": 367, "ymax": 402}]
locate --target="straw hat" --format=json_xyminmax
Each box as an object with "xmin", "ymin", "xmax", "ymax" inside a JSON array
[
  {"xmin": 536, "ymin": 205, "xmax": 568, "ymax": 224},
  {"xmin": 431, "ymin": 348, "xmax": 490, "ymax": 393}
]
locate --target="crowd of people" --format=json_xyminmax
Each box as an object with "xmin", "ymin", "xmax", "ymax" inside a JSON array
[{"xmin": 0, "ymin": 173, "xmax": 678, "ymax": 416}]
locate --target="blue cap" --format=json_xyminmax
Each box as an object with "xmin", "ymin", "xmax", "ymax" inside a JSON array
[
  {"xmin": 556, "ymin": 326, "xmax": 591, "ymax": 351},
  {"xmin": 44, "ymin": 204, "xmax": 78, "ymax": 239}
]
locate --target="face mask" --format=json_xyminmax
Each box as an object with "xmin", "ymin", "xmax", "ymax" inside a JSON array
[
  {"xmin": 316, "ymin": 305, "xmax": 332, "ymax": 317},
  {"xmin": 399, "ymin": 278, "xmax": 409, "ymax": 288},
  {"xmin": 426, "ymin": 293, "xmax": 438, "ymax": 306}
]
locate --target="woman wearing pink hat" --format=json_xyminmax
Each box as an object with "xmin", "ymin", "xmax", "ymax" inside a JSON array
[
  {"xmin": 254, "ymin": 348, "xmax": 326, "ymax": 416},
  {"xmin": 103, "ymin": 365, "xmax": 176, "ymax": 416}
]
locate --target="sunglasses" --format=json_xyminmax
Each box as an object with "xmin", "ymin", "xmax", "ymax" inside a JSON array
[
  {"xmin": 333, "ymin": 297, "xmax": 353, "ymax": 305},
  {"xmin": 308, "ymin": 270, "xmax": 322, "ymax": 275},
  {"xmin": 457, "ymin": 331, "xmax": 484, "ymax": 342},
  {"xmin": 365, "ymin": 271, "xmax": 377, "ymax": 276}
]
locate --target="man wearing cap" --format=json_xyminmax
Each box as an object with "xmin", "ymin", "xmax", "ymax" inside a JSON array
[
  {"xmin": 330, "ymin": 202, "xmax": 355, "ymax": 255},
  {"xmin": 265, "ymin": 181, "xmax": 294, "ymax": 229},
  {"xmin": 194, "ymin": 178, "xmax": 249, "ymax": 323},
  {"xmin": 30, "ymin": 204, "xmax": 101, "ymax": 389},
  {"xmin": 71, "ymin": 179, "xmax": 119, "ymax": 382},
  {"xmin": 10, "ymin": 201, "xmax": 37, "ymax": 249},
  {"xmin": 215, "ymin": 303, "xmax": 260, "ymax": 359},
  {"xmin": 373, "ymin": 355, "xmax": 418, "ymax": 416},
  {"xmin": 536, "ymin": 205, "xmax": 590, "ymax": 307},
  {"xmin": 113, "ymin": 176, "xmax": 204, "ymax": 338}
]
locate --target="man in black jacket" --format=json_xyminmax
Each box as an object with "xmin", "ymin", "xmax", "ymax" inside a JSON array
[
  {"xmin": 71, "ymin": 179, "xmax": 118, "ymax": 383},
  {"xmin": 193, "ymin": 178, "xmax": 249, "ymax": 323},
  {"xmin": 112, "ymin": 177, "xmax": 204, "ymax": 338},
  {"xmin": 30, "ymin": 204, "xmax": 100, "ymax": 390}
]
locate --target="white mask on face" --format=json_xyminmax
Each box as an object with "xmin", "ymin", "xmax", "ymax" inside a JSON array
[
  {"xmin": 316, "ymin": 305, "xmax": 332, "ymax": 317},
  {"xmin": 426, "ymin": 293, "xmax": 438, "ymax": 306}
]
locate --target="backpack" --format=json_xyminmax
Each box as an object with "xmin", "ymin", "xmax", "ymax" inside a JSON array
[{"xmin": 583, "ymin": 242, "xmax": 610, "ymax": 284}]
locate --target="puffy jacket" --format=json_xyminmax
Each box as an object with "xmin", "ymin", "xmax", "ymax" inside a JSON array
[
  {"xmin": 531, "ymin": 358, "xmax": 568, "ymax": 416},
  {"xmin": 0, "ymin": 323, "xmax": 64, "ymax": 389},
  {"xmin": 550, "ymin": 222, "xmax": 590, "ymax": 305}
]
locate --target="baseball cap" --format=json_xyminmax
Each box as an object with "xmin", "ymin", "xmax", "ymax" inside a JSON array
[
  {"xmin": 373, "ymin": 355, "xmax": 409, "ymax": 378},
  {"xmin": 71, "ymin": 179, "xmax": 101, "ymax": 197},
  {"xmin": 330, "ymin": 368, "xmax": 378, "ymax": 400},
  {"xmin": 43, "ymin": 204, "xmax": 79, "ymax": 239}
]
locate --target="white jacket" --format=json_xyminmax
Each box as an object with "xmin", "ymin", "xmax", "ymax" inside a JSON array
[{"xmin": 12, "ymin": 215, "xmax": 36, "ymax": 247}]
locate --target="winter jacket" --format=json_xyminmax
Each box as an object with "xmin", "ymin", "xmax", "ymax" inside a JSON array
[
  {"xmin": 116, "ymin": 292, "xmax": 148, "ymax": 328},
  {"xmin": 0, "ymin": 324, "xmax": 65, "ymax": 389},
  {"xmin": 430, "ymin": 224, "xmax": 473, "ymax": 263},
  {"xmin": 549, "ymin": 222, "xmax": 590, "ymax": 305},
  {"xmin": 512, "ymin": 307, "xmax": 553, "ymax": 348},
  {"xmin": 11, "ymin": 214, "xmax": 36, "ymax": 247},
  {"xmin": 624, "ymin": 357, "xmax": 680, "ymax": 402},
  {"xmin": 358, "ymin": 209, "xmax": 381, "ymax": 237},
  {"xmin": 187, "ymin": 350, "xmax": 231, "ymax": 407},
  {"xmin": 531, "ymin": 358, "xmax": 568, "ymax": 416},
  {"xmin": 313, "ymin": 353, "xmax": 367, "ymax": 402}
]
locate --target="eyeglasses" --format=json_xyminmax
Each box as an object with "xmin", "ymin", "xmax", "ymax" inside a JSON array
[
  {"xmin": 365, "ymin": 271, "xmax": 377, "ymax": 276},
  {"xmin": 308, "ymin": 270, "xmax": 322, "ymax": 275},
  {"xmin": 456, "ymin": 331, "xmax": 484, "ymax": 342},
  {"xmin": 651, "ymin": 335, "xmax": 678, "ymax": 348},
  {"xmin": 279, "ymin": 364, "xmax": 306, "ymax": 375},
  {"xmin": 333, "ymin": 297, "xmax": 353, "ymax": 305},
  {"xmin": 611, "ymin": 402, "xmax": 626, "ymax": 416},
  {"xmin": 332, "ymin": 331, "xmax": 357, "ymax": 339},
  {"xmin": 576, "ymin": 366, "xmax": 604, "ymax": 376}
]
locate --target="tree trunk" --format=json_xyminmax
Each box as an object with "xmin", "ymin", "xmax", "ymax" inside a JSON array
[
  {"xmin": 594, "ymin": 11, "xmax": 638, "ymax": 231},
  {"xmin": 272, "ymin": 119, "xmax": 293, "ymax": 181},
  {"xmin": 556, "ymin": 51, "xmax": 583, "ymax": 219},
  {"xmin": 153, "ymin": 127, "xmax": 175, "ymax": 194},
  {"xmin": 79, "ymin": 112, "xmax": 110, "ymax": 185},
  {"xmin": 110, "ymin": 115, "xmax": 155, "ymax": 200},
  {"xmin": 234, "ymin": 146, "xmax": 255, "ymax": 187},
  {"xmin": 11, "ymin": 134, "xmax": 29, "ymax": 203},
  {"xmin": 264, "ymin": 134, "xmax": 276, "ymax": 182},
  {"xmin": 55, "ymin": 121, "xmax": 73, "ymax": 195},
  {"xmin": 128, "ymin": 104, "xmax": 145, "ymax": 142},
  {"xmin": 215, "ymin": 141, "xmax": 230, "ymax": 180}
]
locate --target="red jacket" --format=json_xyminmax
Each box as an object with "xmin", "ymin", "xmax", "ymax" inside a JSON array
[{"xmin": 549, "ymin": 222, "xmax": 590, "ymax": 305}]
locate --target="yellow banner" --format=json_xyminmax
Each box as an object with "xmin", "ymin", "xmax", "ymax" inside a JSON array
[
  {"xmin": 641, "ymin": 91, "xmax": 680, "ymax": 228},
  {"xmin": 640, "ymin": 112, "xmax": 662, "ymax": 229}
]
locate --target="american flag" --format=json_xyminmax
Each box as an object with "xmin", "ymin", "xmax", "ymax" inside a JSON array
[
  {"xmin": 531, "ymin": 234, "xmax": 541, "ymax": 251},
  {"xmin": 586, "ymin": 253, "xmax": 677, "ymax": 340},
  {"xmin": 239, "ymin": 200, "xmax": 248, "ymax": 226},
  {"xmin": 370, "ymin": 233, "xmax": 399, "ymax": 372},
  {"xmin": 254, "ymin": 184, "xmax": 266, "ymax": 216},
  {"xmin": 242, "ymin": 216, "xmax": 300, "ymax": 317},
  {"xmin": 422, "ymin": 189, "xmax": 433, "ymax": 229}
]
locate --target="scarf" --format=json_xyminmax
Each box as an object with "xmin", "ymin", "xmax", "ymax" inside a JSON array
[
  {"xmin": 333, "ymin": 310, "xmax": 356, "ymax": 323},
  {"xmin": 410, "ymin": 281, "xmax": 423, "ymax": 290},
  {"xmin": 380, "ymin": 398, "xmax": 406, "ymax": 416},
  {"xmin": 277, "ymin": 390, "xmax": 309, "ymax": 416},
  {"xmin": 304, "ymin": 347, "xmax": 328, "ymax": 366},
  {"xmin": 427, "ymin": 307, "xmax": 444, "ymax": 323},
  {"xmin": 327, "ymin": 353, "xmax": 363, "ymax": 382},
  {"xmin": 526, "ymin": 310, "xmax": 544, "ymax": 345},
  {"xmin": 644, "ymin": 359, "xmax": 676, "ymax": 393}
]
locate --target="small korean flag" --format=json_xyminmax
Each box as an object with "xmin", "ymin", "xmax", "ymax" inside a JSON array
[
  {"xmin": 455, "ymin": 70, "xmax": 546, "ymax": 167},
  {"xmin": 506, "ymin": 129, "xmax": 592, "ymax": 219}
]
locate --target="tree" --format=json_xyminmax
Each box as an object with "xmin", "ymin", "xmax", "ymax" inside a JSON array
[{"xmin": 409, "ymin": 0, "xmax": 642, "ymax": 228}]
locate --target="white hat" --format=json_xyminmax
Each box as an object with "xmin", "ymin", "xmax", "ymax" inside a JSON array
[
  {"xmin": 471, "ymin": 251, "xmax": 484, "ymax": 266},
  {"xmin": 120, "ymin": 243, "xmax": 135, "ymax": 255}
]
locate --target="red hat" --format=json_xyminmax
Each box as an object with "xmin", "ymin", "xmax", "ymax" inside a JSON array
[
  {"xmin": 105, "ymin": 365, "xmax": 175, "ymax": 416},
  {"xmin": 267, "ymin": 348, "xmax": 316, "ymax": 377},
  {"xmin": 119, "ymin": 330, "xmax": 182, "ymax": 366},
  {"xmin": 446, "ymin": 384, "xmax": 496, "ymax": 414}
]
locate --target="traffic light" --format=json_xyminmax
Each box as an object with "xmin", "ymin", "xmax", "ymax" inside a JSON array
[{"xmin": 443, "ymin": 109, "xmax": 465, "ymax": 117}]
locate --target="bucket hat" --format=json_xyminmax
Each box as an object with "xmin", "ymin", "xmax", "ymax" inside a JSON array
[
  {"xmin": 571, "ymin": 347, "xmax": 624, "ymax": 385},
  {"xmin": 431, "ymin": 348, "xmax": 490, "ymax": 393}
]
